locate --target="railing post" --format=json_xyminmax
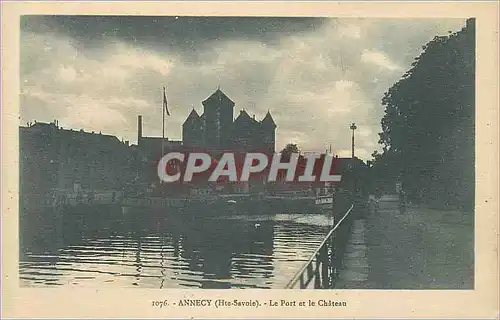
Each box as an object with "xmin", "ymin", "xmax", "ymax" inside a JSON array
[
  {"xmin": 330, "ymin": 229, "xmax": 337, "ymax": 288},
  {"xmin": 335, "ymin": 219, "xmax": 345, "ymax": 280},
  {"xmin": 314, "ymin": 254, "xmax": 321, "ymax": 289},
  {"xmin": 321, "ymin": 245, "xmax": 329, "ymax": 289},
  {"xmin": 285, "ymin": 204, "xmax": 354, "ymax": 289},
  {"xmin": 328, "ymin": 195, "xmax": 336, "ymax": 289},
  {"xmin": 306, "ymin": 263, "xmax": 313, "ymax": 288}
]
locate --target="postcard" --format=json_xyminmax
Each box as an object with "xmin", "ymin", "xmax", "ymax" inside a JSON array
[{"xmin": 1, "ymin": 1, "xmax": 498, "ymax": 319}]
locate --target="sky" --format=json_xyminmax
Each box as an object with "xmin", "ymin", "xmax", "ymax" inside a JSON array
[{"xmin": 20, "ymin": 16, "xmax": 467, "ymax": 160}]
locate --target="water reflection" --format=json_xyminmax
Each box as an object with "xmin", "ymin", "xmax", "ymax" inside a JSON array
[{"xmin": 20, "ymin": 208, "xmax": 331, "ymax": 288}]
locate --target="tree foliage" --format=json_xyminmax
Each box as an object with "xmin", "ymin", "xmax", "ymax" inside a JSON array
[
  {"xmin": 372, "ymin": 19, "xmax": 475, "ymax": 210},
  {"xmin": 281, "ymin": 143, "xmax": 300, "ymax": 154}
]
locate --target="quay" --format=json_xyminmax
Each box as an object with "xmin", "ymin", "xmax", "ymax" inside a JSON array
[
  {"xmin": 21, "ymin": 189, "xmax": 321, "ymax": 216},
  {"xmin": 286, "ymin": 195, "xmax": 474, "ymax": 289},
  {"xmin": 334, "ymin": 196, "xmax": 474, "ymax": 289}
]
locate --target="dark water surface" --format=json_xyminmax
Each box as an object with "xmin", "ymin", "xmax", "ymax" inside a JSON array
[{"xmin": 20, "ymin": 209, "xmax": 332, "ymax": 288}]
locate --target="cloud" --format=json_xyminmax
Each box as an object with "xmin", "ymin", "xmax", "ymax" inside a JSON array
[
  {"xmin": 20, "ymin": 17, "xmax": 467, "ymax": 160},
  {"xmin": 361, "ymin": 49, "xmax": 402, "ymax": 71}
]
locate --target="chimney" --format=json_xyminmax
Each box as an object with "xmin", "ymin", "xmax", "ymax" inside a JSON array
[{"xmin": 137, "ymin": 115, "xmax": 143, "ymax": 145}]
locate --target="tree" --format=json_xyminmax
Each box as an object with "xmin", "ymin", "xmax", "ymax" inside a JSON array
[
  {"xmin": 281, "ymin": 143, "xmax": 300, "ymax": 154},
  {"xmin": 373, "ymin": 18, "xmax": 475, "ymax": 210}
]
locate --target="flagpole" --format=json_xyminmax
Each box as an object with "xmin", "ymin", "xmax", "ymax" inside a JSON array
[{"xmin": 162, "ymin": 87, "xmax": 165, "ymax": 157}]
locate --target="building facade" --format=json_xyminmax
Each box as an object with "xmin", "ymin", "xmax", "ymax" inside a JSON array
[{"xmin": 20, "ymin": 121, "xmax": 135, "ymax": 196}]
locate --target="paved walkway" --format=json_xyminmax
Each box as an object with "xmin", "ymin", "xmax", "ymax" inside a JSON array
[{"xmin": 336, "ymin": 199, "xmax": 474, "ymax": 289}]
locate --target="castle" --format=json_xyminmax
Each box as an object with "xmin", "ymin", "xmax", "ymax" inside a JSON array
[
  {"xmin": 182, "ymin": 89, "xmax": 276, "ymax": 152},
  {"xmin": 135, "ymin": 88, "xmax": 277, "ymax": 185}
]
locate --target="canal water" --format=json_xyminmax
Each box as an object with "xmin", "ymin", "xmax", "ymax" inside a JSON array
[{"xmin": 19, "ymin": 209, "xmax": 333, "ymax": 289}]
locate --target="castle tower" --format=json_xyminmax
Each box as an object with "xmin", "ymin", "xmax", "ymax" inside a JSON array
[
  {"xmin": 202, "ymin": 88, "xmax": 235, "ymax": 150},
  {"xmin": 260, "ymin": 111, "xmax": 277, "ymax": 153},
  {"xmin": 232, "ymin": 109, "xmax": 258, "ymax": 151},
  {"xmin": 182, "ymin": 108, "xmax": 204, "ymax": 148}
]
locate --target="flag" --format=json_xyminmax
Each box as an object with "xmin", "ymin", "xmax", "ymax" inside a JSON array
[{"xmin": 163, "ymin": 87, "xmax": 170, "ymax": 116}]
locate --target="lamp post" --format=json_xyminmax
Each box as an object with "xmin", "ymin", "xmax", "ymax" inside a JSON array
[
  {"xmin": 350, "ymin": 123, "xmax": 357, "ymax": 159},
  {"xmin": 349, "ymin": 123, "xmax": 358, "ymax": 203}
]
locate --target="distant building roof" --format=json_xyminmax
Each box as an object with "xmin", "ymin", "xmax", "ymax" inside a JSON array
[
  {"xmin": 20, "ymin": 121, "xmax": 130, "ymax": 154},
  {"xmin": 140, "ymin": 137, "xmax": 182, "ymax": 144},
  {"xmin": 139, "ymin": 137, "xmax": 182, "ymax": 152},
  {"xmin": 31, "ymin": 122, "xmax": 57, "ymax": 129},
  {"xmin": 334, "ymin": 157, "xmax": 368, "ymax": 173}
]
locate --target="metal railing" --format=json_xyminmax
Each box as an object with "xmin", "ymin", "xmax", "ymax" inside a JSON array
[{"xmin": 285, "ymin": 203, "xmax": 355, "ymax": 289}]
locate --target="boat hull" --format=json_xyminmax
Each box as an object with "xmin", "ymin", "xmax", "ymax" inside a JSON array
[
  {"xmin": 120, "ymin": 195, "xmax": 318, "ymax": 216},
  {"xmin": 314, "ymin": 195, "xmax": 334, "ymax": 213}
]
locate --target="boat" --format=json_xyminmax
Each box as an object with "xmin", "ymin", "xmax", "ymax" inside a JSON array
[
  {"xmin": 120, "ymin": 192, "xmax": 270, "ymax": 216},
  {"xmin": 315, "ymin": 194, "xmax": 334, "ymax": 212},
  {"xmin": 314, "ymin": 183, "xmax": 335, "ymax": 213},
  {"xmin": 261, "ymin": 194, "xmax": 315, "ymax": 214}
]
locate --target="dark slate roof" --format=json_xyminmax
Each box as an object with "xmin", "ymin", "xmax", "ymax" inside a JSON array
[
  {"xmin": 183, "ymin": 108, "xmax": 201, "ymax": 125},
  {"xmin": 202, "ymin": 88, "xmax": 235, "ymax": 106},
  {"xmin": 59, "ymin": 128, "xmax": 124, "ymax": 149},
  {"xmin": 26, "ymin": 122, "xmax": 121, "ymax": 143},
  {"xmin": 187, "ymin": 108, "xmax": 200, "ymax": 119},
  {"xmin": 234, "ymin": 109, "xmax": 259, "ymax": 126},
  {"xmin": 21, "ymin": 122, "xmax": 129, "ymax": 154},
  {"xmin": 261, "ymin": 111, "xmax": 276, "ymax": 128}
]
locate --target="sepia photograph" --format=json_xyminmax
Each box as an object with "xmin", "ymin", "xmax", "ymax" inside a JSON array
[
  {"xmin": 18, "ymin": 14, "xmax": 475, "ymax": 290},
  {"xmin": 2, "ymin": 1, "xmax": 498, "ymax": 319}
]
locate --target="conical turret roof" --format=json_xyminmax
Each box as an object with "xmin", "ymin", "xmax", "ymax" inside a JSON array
[
  {"xmin": 261, "ymin": 111, "xmax": 276, "ymax": 128},
  {"xmin": 234, "ymin": 109, "xmax": 254, "ymax": 124}
]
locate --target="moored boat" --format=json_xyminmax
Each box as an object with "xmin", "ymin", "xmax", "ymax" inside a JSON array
[
  {"xmin": 120, "ymin": 193, "xmax": 270, "ymax": 216},
  {"xmin": 314, "ymin": 183, "xmax": 335, "ymax": 213},
  {"xmin": 315, "ymin": 194, "xmax": 334, "ymax": 212}
]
